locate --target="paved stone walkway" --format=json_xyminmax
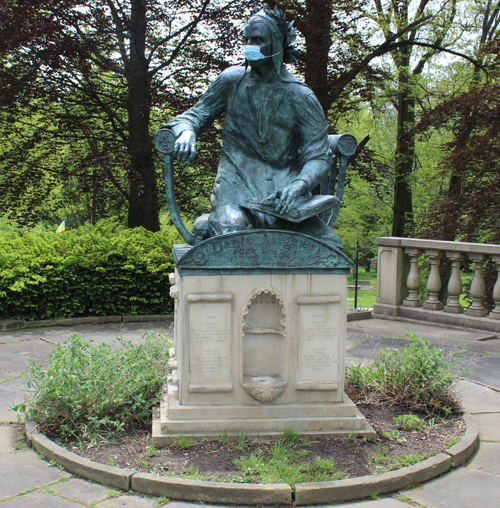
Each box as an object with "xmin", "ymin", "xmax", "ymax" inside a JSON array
[{"xmin": 1, "ymin": 318, "xmax": 499, "ymax": 507}]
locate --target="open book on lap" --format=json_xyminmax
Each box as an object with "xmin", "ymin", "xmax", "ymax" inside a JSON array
[{"xmin": 242, "ymin": 194, "xmax": 342, "ymax": 223}]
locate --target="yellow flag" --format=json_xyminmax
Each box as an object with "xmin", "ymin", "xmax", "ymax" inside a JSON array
[{"xmin": 56, "ymin": 221, "xmax": 66, "ymax": 233}]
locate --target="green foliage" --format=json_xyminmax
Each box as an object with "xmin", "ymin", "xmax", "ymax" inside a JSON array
[
  {"xmin": 370, "ymin": 443, "xmax": 430, "ymax": 474},
  {"xmin": 11, "ymin": 332, "xmax": 170, "ymax": 444},
  {"xmin": 0, "ymin": 219, "xmax": 182, "ymax": 320},
  {"xmin": 172, "ymin": 436, "xmax": 194, "ymax": 449},
  {"xmin": 381, "ymin": 429, "xmax": 407, "ymax": 443},
  {"xmin": 345, "ymin": 331, "xmax": 467, "ymax": 413},
  {"xmin": 232, "ymin": 433, "xmax": 345, "ymax": 487},
  {"xmin": 393, "ymin": 414, "xmax": 426, "ymax": 431}
]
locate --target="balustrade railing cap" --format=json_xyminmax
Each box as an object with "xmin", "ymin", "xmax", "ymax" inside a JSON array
[{"xmin": 376, "ymin": 237, "xmax": 500, "ymax": 255}]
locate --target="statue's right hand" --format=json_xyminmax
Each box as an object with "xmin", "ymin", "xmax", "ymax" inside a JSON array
[{"xmin": 173, "ymin": 130, "xmax": 197, "ymax": 166}]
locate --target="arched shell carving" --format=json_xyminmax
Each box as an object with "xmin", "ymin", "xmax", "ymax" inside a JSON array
[{"xmin": 242, "ymin": 290, "xmax": 286, "ymax": 333}]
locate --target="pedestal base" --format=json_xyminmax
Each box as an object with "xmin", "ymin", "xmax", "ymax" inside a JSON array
[{"xmin": 152, "ymin": 385, "xmax": 375, "ymax": 445}]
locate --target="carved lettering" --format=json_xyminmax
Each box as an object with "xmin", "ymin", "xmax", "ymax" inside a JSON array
[{"xmin": 189, "ymin": 299, "xmax": 232, "ymax": 389}]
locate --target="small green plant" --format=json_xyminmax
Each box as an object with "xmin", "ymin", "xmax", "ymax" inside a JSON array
[
  {"xmin": 446, "ymin": 436, "xmax": 462, "ymax": 449},
  {"xmin": 394, "ymin": 414, "xmax": 426, "ymax": 431},
  {"xmin": 157, "ymin": 496, "xmax": 170, "ymax": 504},
  {"xmin": 381, "ymin": 429, "xmax": 407, "ymax": 443},
  {"xmin": 281, "ymin": 427, "xmax": 301, "ymax": 446},
  {"xmin": 136, "ymin": 459, "xmax": 152, "ymax": 468},
  {"xmin": 106, "ymin": 457, "xmax": 116, "ymax": 467},
  {"xmin": 347, "ymin": 431, "xmax": 357, "ymax": 442},
  {"xmin": 173, "ymin": 435, "xmax": 194, "ymax": 449},
  {"xmin": 235, "ymin": 434, "xmax": 250, "ymax": 451},
  {"xmin": 346, "ymin": 332, "xmax": 468, "ymax": 413},
  {"xmin": 370, "ymin": 444, "xmax": 429, "ymax": 473},
  {"xmin": 218, "ymin": 430, "xmax": 232, "ymax": 445},
  {"xmin": 107, "ymin": 490, "xmax": 121, "ymax": 498},
  {"xmin": 233, "ymin": 434, "xmax": 345, "ymax": 487},
  {"xmin": 181, "ymin": 465, "xmax": 212, "ymax": 481},
  {"xmin": 145, "ymin": 439, "xmax": 161, "ymax": 457},
  {"xmin": 10, "ymin": 333, "xmax": 171, "ymax": 445}
]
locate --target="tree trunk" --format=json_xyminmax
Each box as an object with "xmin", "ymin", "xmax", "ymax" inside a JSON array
[
  {"xmin": 302, "ymin": 0, "xmax": 333, "ymax": 114},
  {"xmin": 392, "ymin": 58, "xmax": 415, "ymax": 237},
  {"xmin": 126, "ymin": 0, "xmax": 159, "ymax": 231}
]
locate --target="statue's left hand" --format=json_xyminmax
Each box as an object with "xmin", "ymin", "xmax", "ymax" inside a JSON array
[{"xmin": 267, "ymin": 180, "xmax": 308, "ymax": 215}]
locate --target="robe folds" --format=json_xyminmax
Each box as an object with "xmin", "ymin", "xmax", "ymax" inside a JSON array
[{"xmin": 164, "ymin": 65, "xmax": 342, "ymax": 249}]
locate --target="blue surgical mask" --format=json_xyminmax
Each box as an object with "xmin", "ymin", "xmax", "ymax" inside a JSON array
[{"xmin": 244, "ymin": 45, "xmax": 266, "ymax": 61}]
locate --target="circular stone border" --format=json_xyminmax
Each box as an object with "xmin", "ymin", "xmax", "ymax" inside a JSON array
[{"xmin": 25, "ymin": 416, "xmax": 478, "ymax": 506}]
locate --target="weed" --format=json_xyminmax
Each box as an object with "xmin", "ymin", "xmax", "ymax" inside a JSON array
[
  {"xmin": 235, "ymin": 434, "xmax": 250, "ymax": 451},
  {"xmin": 10, "ymin": 333, "xmax": 171, "ymax": 444},
  {"xmin": 14, "ymin": 442, "xmax": 25, "ymax": 450},
  {"xmin": 107, "ymin": 491, "xmax": 121, "ymax": 498},
  {"xmin": 106, "ymin": 457, "xmax": 116, "ymax": 467},
  {"xmin": 381, "ymin": 429, "xmax": 407, "ymax": 443},
  {"xmin": 233, "ymin": 435, "xmax": 345, "ymax": 487},
  {"xmin": 173, "ymin": 435, "xmax": 194, "ymax": 449},
  {"xmin": 281, "ymin": 427, "xmax": 301, "ymax": 446},
  {"xmin": 181, "ymin": 466, "xmax": 212, "ymax": 480},
  {"xmin": 157, "ymin": 496, "xmax": 170, "ymax": 504},
  {"xmin": 445, "ymin": 436, "xmax": 462, "ymax": 449},
  {"xmin": 370, "ymin": 444, "xmax": 429, "ymax": 474},
  {"xmin": 136, "ymin": 458, "xmax": 152, "ymax": 468},
  {"xmin": 345, "ymin": 332, "xmax": 468, "ymax": 414},
  {"xmin": 347, "ymin": 431, "xmax": 357, "ymax": 442},
  {"xmin": 394, "ymin": 414, "xmax": 426, "ymax": 431},
  {"xmin": 218, "ymin": 430, "xmax": 232, "ymax": 445},
  {"xmin": 145, "ymin": 440, "xmax": 160, "ymax": 457}
]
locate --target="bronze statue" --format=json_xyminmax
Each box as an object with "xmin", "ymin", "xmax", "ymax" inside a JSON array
[{"xmin": 162, "ymin": 6, "xmax": 343, "ymax": 250}]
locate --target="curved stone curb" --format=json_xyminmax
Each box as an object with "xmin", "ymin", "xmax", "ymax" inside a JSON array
[
  {"xmin": 443, "ymin": 414, "xmax": 479, "ymax": 467},
  {"xmin": 0, "ymin": 314, "xmax": 173, "ymax": 332},
  {"xmin": 25, "ymin": 415, "xmax": 478, "ymax": 506}
]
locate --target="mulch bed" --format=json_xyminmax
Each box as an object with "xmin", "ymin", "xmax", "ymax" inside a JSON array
[{"xmin": 64, "ymin": 400, "xmax": 464, "ymax": 481}]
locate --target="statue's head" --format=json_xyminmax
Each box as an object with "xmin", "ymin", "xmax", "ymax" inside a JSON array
[{"xmin": 244, "ymin": 5, "xmax": 298, "ymax": 73}]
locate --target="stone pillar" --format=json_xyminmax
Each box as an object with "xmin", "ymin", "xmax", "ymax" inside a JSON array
[
  {"xmin": 489, "ymin": 255, "xmax": 500, "ymax": 320},
  {"xmin": 373, "ymin": 238, "xmax": 409, "ymax": 317},
  {"xmin": 423, "ymin": 250, "xmax": 444, "ymax": 310},
  {"xmin": 444, "ymin": 252, "xmax": 465, "ymax": 314},
  {"xmin": 402, "ymin": 248, "xmax": 423, "ymax": 307},
  {"xmin": 466, "ymin": 254, "xmax": 488, "ymax": 317}
]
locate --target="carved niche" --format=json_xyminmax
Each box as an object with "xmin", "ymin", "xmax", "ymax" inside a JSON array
[{"xmin": 241, "ymin": 290, "xmax": 287, "ymax": 403}]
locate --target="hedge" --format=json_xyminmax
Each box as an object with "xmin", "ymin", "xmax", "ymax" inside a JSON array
[{"xmin": 0, "ymin": 219, "xmax": 182, "ymax": 320}]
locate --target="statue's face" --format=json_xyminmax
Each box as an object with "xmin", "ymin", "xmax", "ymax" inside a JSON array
[{"xmin": 243, "ymin": 21, "xmax": 272, "ymax": 67}]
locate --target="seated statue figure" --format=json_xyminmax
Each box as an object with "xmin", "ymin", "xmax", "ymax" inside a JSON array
[{"xmin": 163, "ymin": 5, "xmax": 342, "ymax": 250}]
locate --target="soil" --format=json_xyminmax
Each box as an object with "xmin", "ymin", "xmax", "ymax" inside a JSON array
[{"xmin": 64, "ymin": 400, "xmax": 464, "ymax": 482}]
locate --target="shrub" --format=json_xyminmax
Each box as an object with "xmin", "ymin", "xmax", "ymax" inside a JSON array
[
  {"xmin": 11, "ymin": 332, "xmax": 170, "ymax": 445},
  {"xmin": 0, "ymin": 219, "xmax": 182, "ymax": 320},
  {"xmin": 346, "ymin": 332, "xmax": 468, "ymax": 414}
]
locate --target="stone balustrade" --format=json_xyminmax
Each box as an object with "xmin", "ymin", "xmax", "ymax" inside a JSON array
[{"xmin": 373, "ymin": 237, "xmax": 500, "ymax": 333}]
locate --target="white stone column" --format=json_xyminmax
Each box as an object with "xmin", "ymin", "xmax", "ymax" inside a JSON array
[
  {"xmin": 423, "ymin": 250, "xmax": 444, "ymax": 310},
  {"xmin": 444, "ymin": 252, "xmax": 465, "ymax": 314},
  {"xmin": 403, "ymin": 248, "xmax": 423, "ymax": 307},
  {"xmin": 489, "ymin": 255, "xmax": 500, "ymax": 320},
  {"xmin": 466, "ymin": 254, "xmax": 488, "ymax": 317}
]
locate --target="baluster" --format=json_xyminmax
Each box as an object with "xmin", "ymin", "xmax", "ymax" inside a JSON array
[
  {"xmin": 403, "ymin": 248, "xmax": 423, "ymax": 307},
  {"xmin": 423, "ymin": 250, "xmax": 444, "ymax": 310},
  {"xmin": 489, "ymin": 255, "xmax": 500, "ymax": 320},
  {"xmin": 465, "ymin": 254, "xmax": 488, "ymax": 317},
  {"xmin": 444, "ymin": 252, "xmax": 465, "ymax": 314}
]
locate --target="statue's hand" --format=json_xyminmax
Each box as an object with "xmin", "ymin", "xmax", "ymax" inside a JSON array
[
  {"xmin": 267, "ymin": 180, "xmax": 308, "ymax": 215},
  {"xmin": 173, "ymin": 130, "xmax": 197, "ymax": 167}
]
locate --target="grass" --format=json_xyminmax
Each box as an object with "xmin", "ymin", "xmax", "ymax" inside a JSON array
[
  {"xmin": 232, "ymin": 431, "xmax": 345, "ymax": 487},
  {"xmin": 369, "ymin": 443, "xmax": 430, "ymax": 474}
]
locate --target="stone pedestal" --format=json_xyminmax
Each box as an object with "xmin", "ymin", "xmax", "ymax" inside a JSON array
[{"xmin": 153, "ymin": 231, "xmax": 375, "ymax": 443}]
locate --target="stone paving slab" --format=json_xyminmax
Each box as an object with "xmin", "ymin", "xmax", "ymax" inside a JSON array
[
  {"xmin": 0, "ymin": 448, "xmax": 70, "ymax": 501},
  {"xmin": 97, "ymin": 494, "xmax": 161, "ymax": 507},
  {"xmin": 0, "ymin": 339, "xmax": 54, "ymax": 374},
  {"xmin": 48, "ymin": 477, "xmax": 112, "ymax": 505},
  {"xmin": 466, "ymin": 355, "xmax": 500, "ymax": 391},
  {"xmin": 347, "ymin": 319, "xmax": 487, "ymax": 341},
  {"xmin": 0, "ymin": 386, "xmax": 23, "ymax": 423},
  {"xmin": 454, "ymin": 380, "xmax": 500, "ymax": 413},
  {"xmin": 402, "ymin": 467, "xmax": 500, "ymax": 508},
  {"xmin": 327, "ymin": 499, "xmax": 412, "ymax": 507},
  {"xmin": 472, "ymin": 412, "xmax": 500, "ymax": 441},
  {"xmin": 0, "ymin": 425, "xmax": 18, "ymax": 454},
  {"xmin": 468, "ymin": 442, "xmax": 500, "ymax": 476},
  {"xmin": 0, "ymin": 490, "xmax": 83, "ymax": 507}
]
